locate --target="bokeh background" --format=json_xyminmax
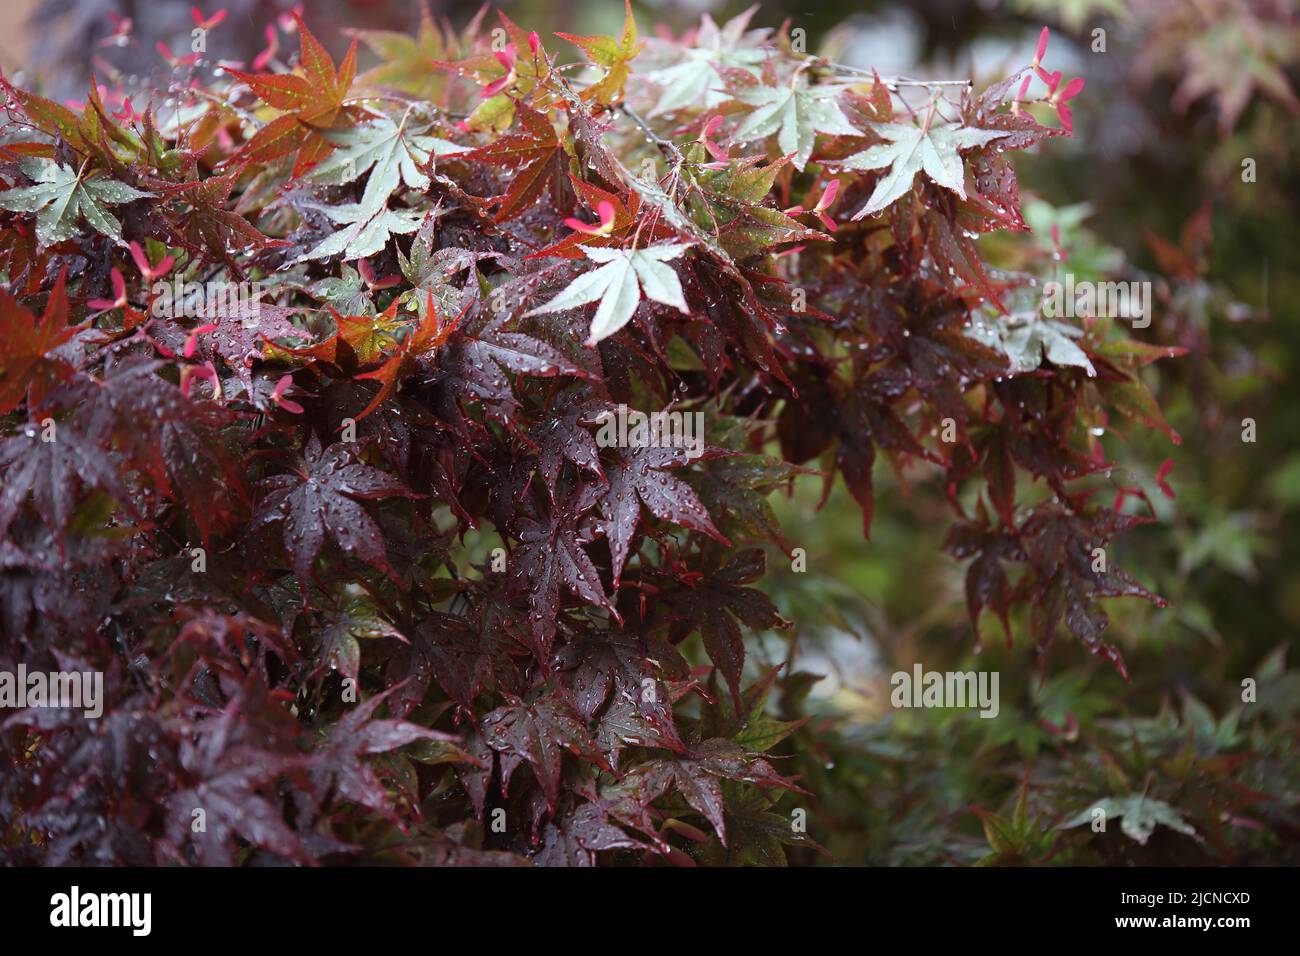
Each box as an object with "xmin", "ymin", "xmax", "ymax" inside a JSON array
[{"xmin": 8, "ymin": 0, "xmax": 1298, "ymax": 864}]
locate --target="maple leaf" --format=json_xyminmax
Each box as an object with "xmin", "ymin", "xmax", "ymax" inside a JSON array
[
  {"xmin": 0, "ymin": 421, "xmax": 127, "ymax": 537},
  {"xmin": 0, "ymin": 77, "xmax": 145, "ymax": 173},
  {"xmin": 453, "ymin": 102, "xmax": 566, "ymax": 222},
  {"xmin": 693, "ymin": 155, "xmax": 831, "ymax": 258},
  {"xmin": 944, "ymin": 521, "xmax": 1019, "ymax": 638},
  {"xmin": 834, "ymin": 374, "xmax": 931, "ymax": 538},
  {"xmin": 732, "ymin": 78, "xmax": 860, "ymax": 170},
  {"xmin": 394, "ymin": 211, "xmax": 464, "ymax": 290},
  {"xmin": 535, "ymin": 802, "xmax": 645, "ymax": 866},
  {"xmin": 630, "ymin": 737, "xmax": 801, "ymax": 844},
  {"xmin": 83, "ymin": 359, "xmax": 243, "ymax": 544},
  {"xmin": 299, "ymin": 202, "xmax": 424, "ymax": 262},
  {"xmin": 981, "ymin": 501, "xmax": 1168, "ymax": 677},
  {"xmin": 695, "ymin": 449, "xmax": 802, "ymax": 554},
  {"xmin": 597, "ymin": 442, "xmax": 728, "ymax": 586},
  {"xmin": 967, "ymin": 307, "xmax": 1097, "ymax": 376},
  {"xmin": 309, "ymin": 116, "xmax": 459, "ymax": 215},
  {"xmin": 1163, "ymin": 7, "xmax": 1300, "ymax": 133},
  {"xmin": 707, "ymin": 665, "xmax": 809, "ymax": 755},
  {"xmin": 426, "ymin": 309, "xmax": 584, "ymax": 431},
  {"xmin": 394, "ymin": 612, "xmax": 501, "ymax": 714},
  {"xmin": 349, "ymin": 1, "xmax": 460, "ymax": 100},
  {"xmin": 482, "ymin": 696, "xmax": 607, "ymax": 810},
  {"xmin": 532, "ymin": 392, "xmax": 606, "ymax": 498},
  {"xmin": 557, "ymin": 0, "xmax": 642, "ymax": 106},
  {"xmin": 316, "ymin": 591, "xmax": 407, "ymax": 681},
  {"xmin": 145, "ymin": 170, "xmax": 287, "ymax": 274},
  {"xmin": 252, "ymin": 434, "xmax": 417, "ymax": 588},
  {"xmin": 525, "ymin": 243, "xmax": 692, "ymax": 345},
  {"xmin": 354, "ymin": 292, "xmax": 460, "ymax": 420},
  {"xmin": 311, "ymin": 684, "xmax": 469, "ymax": 818},
  {"xmin": 642, "ymin": 6, "xmax": 767, "ymax": 115},
  {"xmin": 670, "ymin": 549, "xmax": 790, "ymax": 708},
  {"xmin": 837, "ymin": 120, "xmax": 1011, "ymax": 219},
  {"xmin": 1060, "ymin": 795, "xmax": 1199, "ymax": 846},
  {"xmin": 0, "ymin": 158, "xmax": 150, "ymax": 247},
  {"xmin": 164, "ymin": 687, "xmax": 316, "ymax": 866},
  {"xmin": 554, "ymin": 630, "xmax": 691, "ymax": 762},
  {"xmin": 0, "ymin": 269, "xmax": 77, "ymax": 414},
  {"xmin": 508, "ymin": 504, "xmax": 619, "ymax": 660},
  {"xmin": 309, "ymin": 264, "xmax": 375, "ymax": 316},
  {"xmin": 225, "ymin": 13, "xmax": 358, "ymax": 175}
]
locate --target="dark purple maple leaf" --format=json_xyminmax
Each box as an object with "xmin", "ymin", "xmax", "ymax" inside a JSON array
[
  {"xmin": 669, "ymin": 549, "xmax": 790, "ymax": 709},
  {"xmin": 508, "ymin": 499, "xmax": 619, "ymax": 660},
  {"xmin": 252, "ymin": 434, "xmax": 418, "ymax": 588},
  {"xmin": 481, "ymin": 695, "xmax": 608, "ymax": 811},
  {"xmin": 598, "ymin": 442, "xmax": 729, "ymax": 586},
  {"xmin": 310, "ymin": 683, "xmax": 473, "ymax": 819}
]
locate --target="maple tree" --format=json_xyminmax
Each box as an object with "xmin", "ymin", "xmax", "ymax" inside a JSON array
[{"xmin": 0, "ymin": 4, "xmax": 1191, "ymax": 867}]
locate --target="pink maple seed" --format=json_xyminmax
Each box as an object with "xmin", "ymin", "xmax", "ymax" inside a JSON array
[
  {"xmin": 1155, "ymin": 458, "xmax": 1176, "ymax": 499},
  {"xmin": 697, "ymin": 115, "xmax": 729, "ymax": 166},
  {"xmin": 192, "ymin": 6, "xmax": 227, "ymax": 30},
  {"xmin": 1034, "ymin": 65, "xmax": 1062, "ymax": 94},
  {"xmin": 99, "ymin": 14, "xmax": 133, "ymax": 48},
  {"xmin": 358, "ymin": 259, "xmax": 400, "ymax": 290},
  {"xmin": 183, "ymin": 323, "xmax": 219, "ymax": 358},
  {"xmin": 1032, "ymin": 27, "xmax": 1050, "ymax": 68},
  {"xmin": 482, "ymin": 44, "xmax": 518, "ymax": 98},
  {"xmin": 277, "ymin": 4, "xmax": 303, "ymax": 33},
  {"xmin": 180, "ymin": 361, "xmax": 221, "ymax": 399},
  {"xmin": 814, "ymin": 179, "xmax": 840, "ymax": 231},
  {"xmin": 252, "ymin": 25, "xmax": 279, "ymax": 70},
  {"xmin": 1049, "ymin": 223, "xmax": 1068, "ymax": 262},
  {"xmin": 564, "ymin": 200, "xmax": 617, "ymax": 236},
  {"xmin": 111, "ymin": 96, "xmax": 136, "ymax": 122},
  {"xmin": 129, "ymin": 241, "xmax": 175, "ymax": 282},
  {"xmin": 271, "ymin": 374, "xmax": 305, "ymax": 414},
  {"xmin": 88, "ymin": 268, "xmax": 128, "ymax": 311},
  {"xmin": 1012, "ymin": 72, "xmax": 1033, "ymax": 115},
  {"xmin": 1051, "ymin": 76, "xmax": 1085, "ymax": 132},
  {"xmin": 156, "ymin": 42, "xmax": 200, "ymax": 67}
]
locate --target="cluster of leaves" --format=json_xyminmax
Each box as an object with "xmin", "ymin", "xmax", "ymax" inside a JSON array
[
  {"xmin": 0, "ymin": 5, "xmax": 1179, "ymax": 865},
  {"xmin": 779, "ymin": 644, "xmax": 1300, "ymax": 866}
]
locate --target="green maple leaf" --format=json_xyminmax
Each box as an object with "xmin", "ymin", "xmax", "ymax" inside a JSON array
[
  {"xmin": 557, "ymin": 0, "xmax": 642, "ymax": 105},
  {"xmin": 1060, "ymin": 795, "xmax": 1199, "ymax": 846},
  {"xmin": 0, "ymin": 158, "xmax": 151, "ymax": 247},
  {"xmin": 966, "ymin": 309, "xmax": 1097, "ymax": 376},
  {"xmin": 310, "ymin": 116, "xmax": 459, "ymax": 215},
  {"xmin": 309, "ymin": 264, "xmax": 374, "ymax": 316},
  {"xmin": 525, "ymin": 244, "xmax": 692, "ymax": 346},
  {"xmin": 351, "ymin": 5, "xmax": 454, "ymax": 100},
  {"xmin": 643, "ymin": 8, "xmax": 766, "ymax": 116},
  {"xmin": 839, "ymin": 121, "xmax": 1011, "ymax": 219},
  {"xmin": 733, "ymin": 78, "xmax": 859, "ymax": 170},
  {"xmin": 300, "ymin": 202, "xmax": 423, "ymax": 262}
]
